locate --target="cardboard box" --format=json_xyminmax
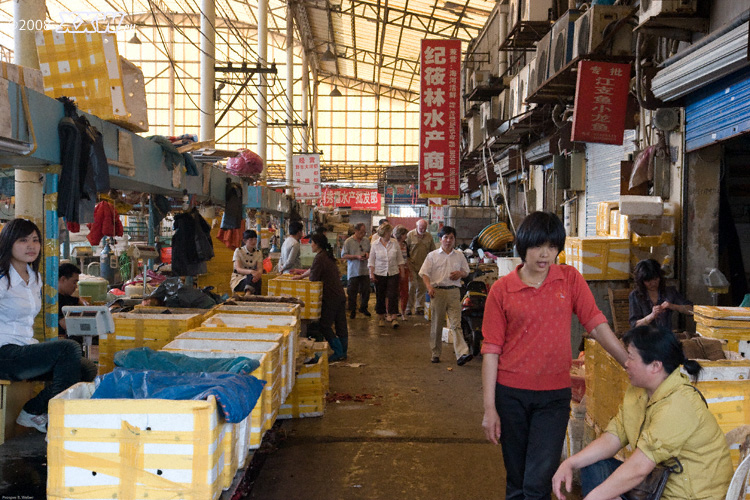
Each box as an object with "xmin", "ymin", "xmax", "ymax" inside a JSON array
[
  {"xmin": 564, "ymin": 237, "xmax": 630, "ymax": 280},
  {"xmin": 267, "ymin": 277, "xmax": 323, "ymax": 320},
  {"xmin": 596, "ymin": 201, "xmax": 619, "ymax": 236},
  {"xmin": 47, "ymin": 383, "xmax": 226, "ymax": 500},
  {"xmin": 618, "ymin": 195, "xmax": 663, "ymax": 217},
  {"xmin": 0, "ymin": 61, "xmax": 44, "ymax": 92},
  {"xmin": 608, "ymin": 210, "xmax": 630, "ymax": 238}
]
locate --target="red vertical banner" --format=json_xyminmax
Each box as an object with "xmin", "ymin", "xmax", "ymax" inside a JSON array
[
  {"xmin": 419, "ymin": 39, "xmax": 461, "ymax": 198},
  {"xmin": 571, "ymin": 60, "xmax": 631, "ymax": 145}
]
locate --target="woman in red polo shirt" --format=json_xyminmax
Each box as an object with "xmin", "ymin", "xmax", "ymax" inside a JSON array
[{"xmin": 481, "ymin": 212, "xmax": 628, "ymax": 500}]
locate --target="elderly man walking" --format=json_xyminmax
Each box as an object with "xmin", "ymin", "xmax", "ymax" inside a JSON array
[
  {"xmin": 406, "ymin": 219, "xmax": 435, "ymax": 315},
  {"xmin": 419, "ymin": 225, "xmax": 472, "ymax": 366},
  {"xmin": 341, "ymin": 223, "xmax": 371, "ymax": 318}
]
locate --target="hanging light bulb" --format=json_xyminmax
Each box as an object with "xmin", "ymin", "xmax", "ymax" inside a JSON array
[{"xmin": 329, "ymin": 85, "xmax": 343, "ymax": 97}]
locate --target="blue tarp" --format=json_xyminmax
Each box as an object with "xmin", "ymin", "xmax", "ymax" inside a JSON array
[
  {"xmin": 114, "ymin": 347, "xmax": 261, "ymax": 375},
  {"xmin": 92, "ymin": 368, "xmax": 265, "ymax": 423}
]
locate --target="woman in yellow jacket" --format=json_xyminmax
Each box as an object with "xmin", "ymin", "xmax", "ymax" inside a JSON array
[{"xmin": 552, "ymin": 324, "xmax": 732, "ymax": 500}]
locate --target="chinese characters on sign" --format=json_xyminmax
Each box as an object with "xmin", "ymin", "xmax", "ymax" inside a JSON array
[
  {"xmin": 571, "ymin": 60, "xmax": 631, "ymax": 145},
  {"xmin": 430, "ymin": 205, "xmax": 445, "ymax": 223},
  {"xmin": 419, "ymin": 39, "xmax": 461, "ymax": 198},
  {"xmin": 319, "ymin": 189, "xmax": 381, "ymax": 211},
  {"xmin": 292, "ymin": 154, "xmax": 321, "ymax": 200},
  {"xmin": 384, "ymin": 184, "xmax": 425, "ymax": 205}
]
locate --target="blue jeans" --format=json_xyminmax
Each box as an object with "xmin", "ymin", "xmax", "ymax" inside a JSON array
[
  {"xmin": 495, "ymin": 384, "xmax": 571, "ymax": 500},
  {"xmin": 581, "ymin": 457, "xmax": 624, "ymax": 497},
  {"xmin": 0, "ymin": 339, "xmax": 83, "ymax": 415}
]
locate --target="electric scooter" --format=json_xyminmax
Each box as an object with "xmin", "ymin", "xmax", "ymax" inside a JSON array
[{"xmin": 460, "ymin": 267, "xmax": 489, "ymax": 356}]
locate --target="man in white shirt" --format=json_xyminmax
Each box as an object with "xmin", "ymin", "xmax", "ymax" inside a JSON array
[
  {"xmin": 341, "ymin": 223, "xmax": 371, "ymax": 318},
  {"xmin": 406, "ymin": 219, "xmax": 435, "ymax": 315},
  {"xmin": 419, "ymin": 225, "xmax": 472, "ymax": 365},
  {"xmin": 278, "ymin": 221, "xmax": 304, "ymax": 273}
]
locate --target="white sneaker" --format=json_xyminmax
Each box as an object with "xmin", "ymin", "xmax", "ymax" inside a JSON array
[{"xmin": 16, "ymin": 409, "xmax": 48, "ymax": 433}]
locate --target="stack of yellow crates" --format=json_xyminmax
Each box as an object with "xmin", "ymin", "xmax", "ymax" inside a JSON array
[
  {"xmin": 627, "ymin": 203, "xmax": 678, "ymax": 277},
  {"xmin": 279, "ymin": 340, "xmax": 329, "ymax": 419},
  {"xmin": 267, "ymin": 277, "xmax": 323, "ymax": 319},
  {"xmin": 596, "ymin": 201, "xmax": 620, "ymax": 236},
  {"xmin": 100, "ymin": 312, "xmax": 205, "ymax": 374},
  {"xmin": 197, "ymin": 222, "xmax": 235, "ymax": 297},
  {"xmin": 694, "ymin": 306, "xmax": 750, "ymax": 358}
]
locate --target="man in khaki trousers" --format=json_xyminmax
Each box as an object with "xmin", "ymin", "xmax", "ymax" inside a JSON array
[
  {"xmin": 419, "ymin": 225, "xmax": 473, "ymax": 366},
  {"xmin": 406, "ymin": 219, "xmax": 435, "ymax": 315}
]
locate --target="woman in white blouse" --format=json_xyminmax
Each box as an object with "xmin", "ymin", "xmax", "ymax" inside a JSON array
[
  {"xmin": 368, "ymin": 223, "xmax": 405, "ymax": 328},
  {"xmin": 230, "ymin": 229, "xmax": 263, "ymax": 295},
  {"xmin": 0, "ymin": 218, "xmax": 84, "ymax": 433}
]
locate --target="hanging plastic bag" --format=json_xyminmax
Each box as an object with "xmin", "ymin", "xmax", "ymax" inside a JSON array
[
  {"xmin": 226, "ymin": 149, "xmax": 263, "ymax": 176},
  {"xmin": 629, "ymin": 145, "xmax": 656, "ymax": 190}
]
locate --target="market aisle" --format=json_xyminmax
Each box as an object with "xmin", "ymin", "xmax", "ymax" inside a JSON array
[{"xmin": 246, "ymin": 312, "xmax": 507, "ymax": 499}]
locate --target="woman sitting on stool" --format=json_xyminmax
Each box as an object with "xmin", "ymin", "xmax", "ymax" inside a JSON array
[
  {"xmin": 552, "ymin": 324, "xmax": 733, "ymax": 500},
  {"xmin": 230, "ymin": 230, "xmax": 263, "ymax": 295}
]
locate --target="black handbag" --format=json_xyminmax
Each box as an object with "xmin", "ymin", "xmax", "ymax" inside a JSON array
[{"xmin": 622, "ymin": 457, "xmax": 682, "ymax": 500}]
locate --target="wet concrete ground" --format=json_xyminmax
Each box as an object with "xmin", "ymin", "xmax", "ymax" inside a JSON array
[{"xmin": 244, "ymin": 312, "xmax": 507, "ymax": 499}]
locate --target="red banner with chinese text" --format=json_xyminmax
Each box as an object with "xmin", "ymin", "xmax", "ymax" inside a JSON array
[
  {"xmin": 571, "ymin": 60, "xmax": 631, "ymax": 145},
  {"xmin": 419, "ymin": 39, "xmax": 461, "ymax": 198},
  {"xmin": 319, "ymin": 189, "xmax": 381, "ymax": 211}
]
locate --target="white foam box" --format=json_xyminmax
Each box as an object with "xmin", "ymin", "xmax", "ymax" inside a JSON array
[
  {"xmin": 441, "ymin": 327, "xmax": 454, "ymax": 343},
  {"xmin": 201, "ymin": 313, "xmax": 299, "ymax": 394},
  {"xmin": 178, "ymin": 329, "xmax": 293, "ymax": 402},
  {"xmin": 47, "ymin": 382, "xmax": 228, "ymax": 500},
  {"xmin": 161, "ymin": 340, "xmax": 280, "ymax": 447},
  {"xmin": 618, "ymin": 195, "xmax": 663, "ymax": 217}
]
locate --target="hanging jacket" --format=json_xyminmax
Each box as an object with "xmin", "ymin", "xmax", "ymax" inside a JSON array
[
  {"xmin": 57, "ymin": 97, "xmax": 110, "ymax": 224},
  {"xmin": 221, "ymin": 181, "xmax": 244, "ymax": 230},
  {"xmin": 87, "ymin": 201, "xmax": 124, "ymax": 245},
  {"xmin": 171, "ymin": 208, "xmax": 213, "ymax": 276}
]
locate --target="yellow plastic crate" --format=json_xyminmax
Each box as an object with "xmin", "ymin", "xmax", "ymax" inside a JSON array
[
  {"xmin": 261, "ymin": 273, "xmax": 279, "ymax": 295},
  {"xmin": 694, "ymin": 306, "xmax": 750, "ymax": 321},
  {"xmin": 99, "ymin": 313, "xmax": 205, "ymax": 374},
  {"xmin": 564, "ymin": 237, "xmax": 630, "ymax": 280},
  {"xmin": 48, "ymin": 383, "xmax": 226, "ymax": 500},
  {"xmin": 279, "ymin": 345, "xmax": 328, "ymax": 419},
  {"xmin": 267, "ymin": 277, "xmax": 323, "ymax": 319},
  {"xmin": 211, "ymin": 302, "xmax": 302, "ymax": 319}
]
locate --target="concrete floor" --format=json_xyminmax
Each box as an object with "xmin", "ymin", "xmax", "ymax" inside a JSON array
[
  {"xmin": 0, "ymin": 307, "xmax": 585, "ymax": 500},
  {"xmin": 246, "ymin": 312, "xmax": 507, "ymax": 499}
]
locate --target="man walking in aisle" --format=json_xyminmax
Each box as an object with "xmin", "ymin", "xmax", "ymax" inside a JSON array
[
  {"xmin": 341, "ymin": 223, "xmax": 371, "ymax": 318},
  {"xmin": 419, "ymin": 225, "xmax": 472, "ymax": 365},
  {"xmin": 406, "ymin": 219, "xmax": 435, "ymax": 315}
]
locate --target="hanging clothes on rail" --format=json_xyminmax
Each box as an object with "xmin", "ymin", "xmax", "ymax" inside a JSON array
[
  {"xmin": 57, "ymin": 97, "xmax": 110, "ymax": 224},
  {"xmin": 171, "ymin": 208, "xmax": 213, "ymax": 276}
]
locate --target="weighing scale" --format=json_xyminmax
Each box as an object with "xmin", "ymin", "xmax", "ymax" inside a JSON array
[
  {"xmin": 62, "ymin": 305, "xmax": 115, "ymax": 359},
  {"xmin": 71, "ymin": 246, "xmax": 93, "ymax": 271},
  {"xmin": 126, "ymin": 244, "xmax": 160, "ymax": 296}
]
